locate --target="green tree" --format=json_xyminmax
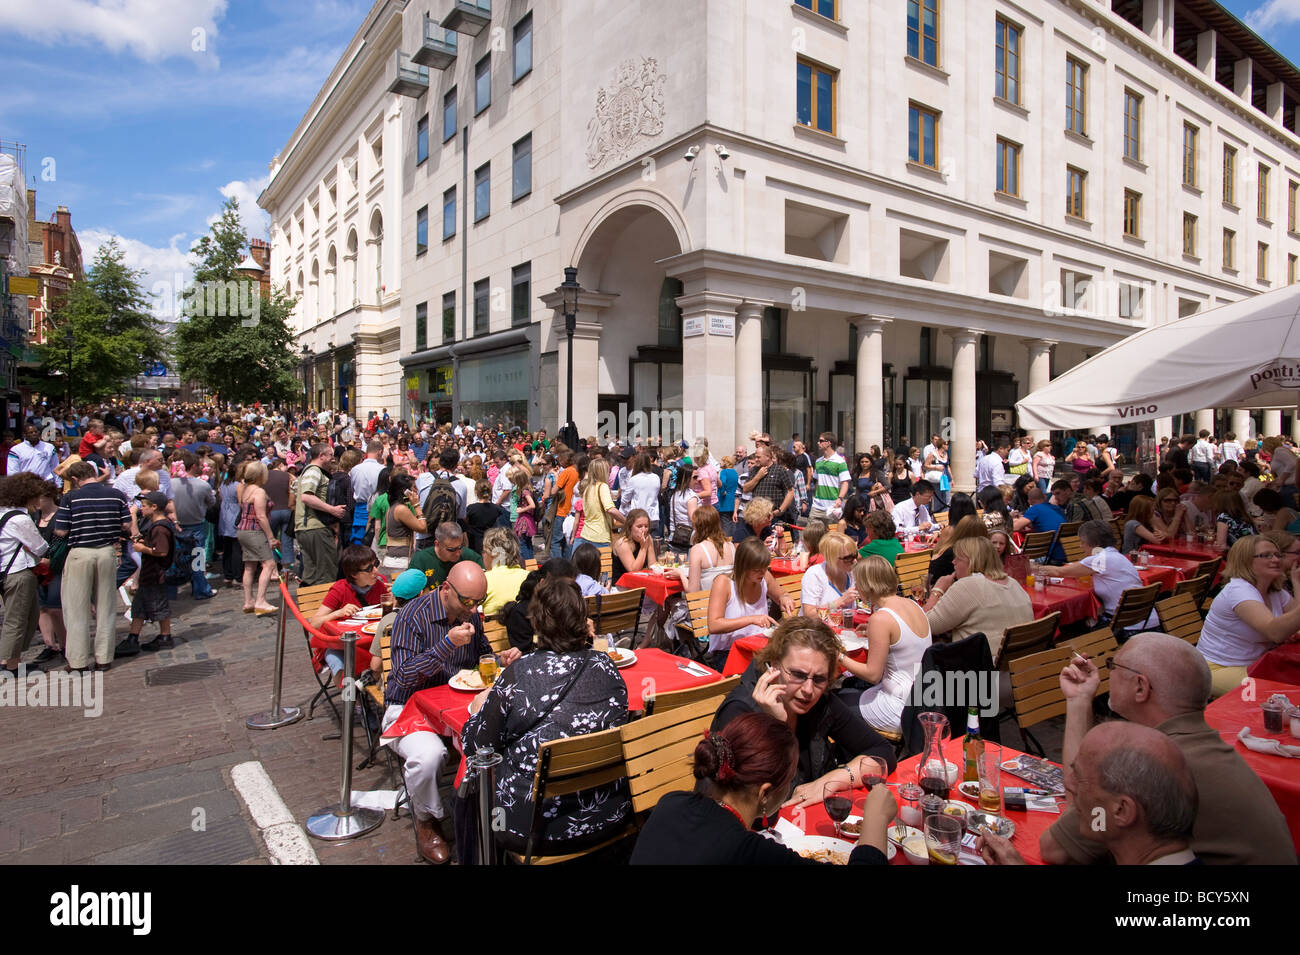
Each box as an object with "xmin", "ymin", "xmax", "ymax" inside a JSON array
[
  {"xmin": 39, "ymin": 238, "xmax": 166, "ymax": 401},
  {"xmin": 171, "ymin": 197, "xmax": 299, "ymax": 404}
]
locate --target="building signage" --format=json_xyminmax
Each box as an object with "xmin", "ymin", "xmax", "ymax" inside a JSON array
[
  {"xmin": 990, "ymin": 408, "xmax": 1012, "ymax": 430},
  {"xmin": 682, "ymin": 316, "xmax": 705, "ymax": 338},
  {"xmin": 709, "ymin": 315, "xmax": 734, "ymax": 337},
  {"xmin": 6, "ymin": 276, "xmax": 38, "ymax": 296}
]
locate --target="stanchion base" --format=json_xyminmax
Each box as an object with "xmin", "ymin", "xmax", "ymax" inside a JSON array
[
  {"xmin": 246, "ymin": 706, "xmax": 304, "ymax": 730},
  {"xmin": 305, "ymin": 805, "xmax": 384, "ymax": 840}
]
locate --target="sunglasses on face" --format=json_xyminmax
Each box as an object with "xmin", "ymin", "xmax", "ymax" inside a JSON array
[{"xmin": 444, "ymin": 579, "xmax": 483, "ymax": 609}]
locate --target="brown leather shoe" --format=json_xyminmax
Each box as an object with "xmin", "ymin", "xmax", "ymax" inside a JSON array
[{"xmin": 414, "ymin": 816, "xmax": 450, "ymax": 864}]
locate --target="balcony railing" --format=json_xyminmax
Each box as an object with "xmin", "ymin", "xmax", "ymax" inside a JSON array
[
  {"xmin": 442, "ymin": 0, "xmax": 490, "ymax": 36},
  {"xmin": 412, "ymin": 13, "xmax": 458, "ymax": 69},
  {"xmin": 387, "ymin": 51, "xmax": 430, "ymax": 97}
]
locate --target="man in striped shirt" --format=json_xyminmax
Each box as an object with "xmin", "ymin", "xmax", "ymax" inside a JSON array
[
  {"xmin": 55, "ymin": 461, "xmax": 131, "ymax": 670},
  {"xmin": 381, "ymin": 562, "xmax": 521, "ymax": 863},
  {"xmin": 810, "ymin": 431, "xmax": 849, "ymax": 521}
]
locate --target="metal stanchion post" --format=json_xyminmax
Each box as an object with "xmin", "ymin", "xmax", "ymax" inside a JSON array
[
  {"xmin": 465, "ymin": 745, "xmax": 502, "ymax": 865},
  {"xmin": 306, "ymin": 631, "xmax": 384, "ymax": 840},
  {"xmin": 247, "ymin": 574, "xmax": 304, "ymax": 730}
]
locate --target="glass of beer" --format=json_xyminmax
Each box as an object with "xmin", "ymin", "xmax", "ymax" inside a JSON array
[
  {"xmin": 380, "ymin": 592, "xmax": 395, "ymax": 614},
  {"xmin": 478, "ymin": 653, "xmax": 500, "ymax": 687},
  {"xmin": 978, "ymin": 743, "xmax": 1001, "ymax": 812}
]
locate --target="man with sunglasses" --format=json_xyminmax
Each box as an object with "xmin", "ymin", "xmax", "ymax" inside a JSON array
[
  {"xmin": 1038, "ymin": 631, "xmax": 1293, "ymax": 865},
  {"xmin": 409, "ymin": 521, "xmax": 483, "ymax": 587},
  {"xmin": 383, "ymin": 561, "xmax": 521, "ymax": 863}
]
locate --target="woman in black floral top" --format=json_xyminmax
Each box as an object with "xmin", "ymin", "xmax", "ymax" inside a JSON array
[{"xmin": 462, "ymin": 576, "xmax": 631, "ymax": 855}]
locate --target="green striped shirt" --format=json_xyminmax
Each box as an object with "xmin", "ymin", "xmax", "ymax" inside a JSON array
[{"xmin": 813, "ymin": 453, "xmax": 848, "ymax": 502}]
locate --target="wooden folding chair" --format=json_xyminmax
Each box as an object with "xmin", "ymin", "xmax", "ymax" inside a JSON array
[
  {"xmin": 1171, "ymin": 573, "xmax": 1212, "ymax": 610},
  {"xmin": 995, "ymin": 612, "xmax": 1061, "ymax": 670},
  {"xmin": 1060, "ymin": 535, "xmax": 1087, "ymax": 564},
  {"xmin": 674, "ymin": 588, "xmax": 712, "ymax": 661},
  {"xmin": 1192, "ymin": 557, "xmax": 1221, "ymax": 582},
  {"xmin": 1111, "ymin": 582, "xmax": 1161, "ymax": 637},
  {"xmin": 894, "ymin": 548, "xmax": 932, "ymax": 598},
  {"xmin": 1019, "ymin": 531, "xmax": 1056, "ymax": 562},
  {"xmin": 524, "ymin": 558, "xmax": 539, "ymax": 572},
  {"xmin": 484, "ymin": 619, "xmax": 511, "ymax": 653},
  {"xmin": 599, "ymin": 549, "xmax": 614, "ymax": 587},
  {"xmin": 1154, "ymin": 592, "xmax": 1204, "ymax": 645},
  {"xmin": 1005, "ymin": 630, "xmax": 1116, "ymax": 755},
  {"xmin": 587, "ymin": 588, "xmax": 646, "ymax": 645},
  {"xmin": 642, "ymin": 675, "xmax": 738, "ymax": 717},
  {"xmin": 289, "ymin": 580, "xmax": 340, "ymax": 721},
  {"xmin": 621, "ymin": 697, "xmax": 719, "ymax": 816},
  {"xmin": 513, "ymin": 726, "xmax": 635, "ymax": 865},
  {"xmin": 776, "ymin": 572, "xmax": 803, "ymax": 616},
  {"xmin": 1055, "ymin": 520, "xmax": 1082, "ymax": 544},
  {"xmin": 934, "ymin": 511, "xmax": 950, "ymax": 527}
]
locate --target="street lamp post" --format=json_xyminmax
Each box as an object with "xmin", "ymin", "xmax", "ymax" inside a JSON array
[
  {"xmin": 64, "ymin": 325, "xmax": 74, "ymax": 410},
  {"xmin": 300, "ymin": 344, "xmax": 311, "ymax": 413},
  {"xmin": 559, "ymin": 267, "xmax": 581, "ymax": 442}
]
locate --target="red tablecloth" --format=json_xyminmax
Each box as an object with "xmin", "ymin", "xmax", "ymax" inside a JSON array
[
  {"xmin": 1136, "ymin": 565, "xmax": 1180, "ymax": 593},
  {"xmin": 1017, "ymin": 580, "xmax": 1100, "ymax": 627},
  {"xmin": 616, "ymin": 571, "xmax": 683, "ymax": 605},
  {"xmin": 1203, "ymin": 678, "xmax": 1300, "ymax": 854},
  {"xmin": 1249, "ymin": 642, "xmax": 1300, "ymax": 683},
  {"xmin": 723, "ymin": 621, "xmax": 870, "ymax": 676},
  {"xmin": 769, "ymin": 557, "xmax": 807, "ymax": 577},
  {"xmin": 781, "ymin": 738, "xmax": 1061, "ymax": 864},
  {"xmin": 309, "ymin": 615, "xmax": 377, "ymax": 677},
  {"xmin": 1141, "ymin": 542, "xmax": 1224, "ymax": 562}
]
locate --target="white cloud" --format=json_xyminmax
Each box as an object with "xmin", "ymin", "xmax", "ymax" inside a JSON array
[
  {"xmin": 0, "ymin": 0, "xmax": 227, "ymax": 66},
  {"xmin": 1246, "ymin": 0, "xmax": 1300, "ymax": 32},
  {"xmin": 212, "ymin": 175, "xmax": 271, "ymax": 240},
  {"xmin": 80, "ymin": 227, "xmax": 194, "ymax": 322}
]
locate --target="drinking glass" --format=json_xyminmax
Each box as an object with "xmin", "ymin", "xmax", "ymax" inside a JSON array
[
  {"xmin": 380, "ymin": 592, "xmax": 395, "ymax": 614},
  {"xmin": 823, "ymin": 783, "xmax": 853, "ymax": 839},
  {"xmin": 978, "ymin": 742, "xmax": 1001, "ymax": 812},
  {"xmin": 897, "ymin": 782, "xmax": 924, "ymax": 828},
  {"xmin": 925, "ymin": 815, "xmax": 962, "ymax": 866},
  {"xmin": 477, "ymin": 653, "xmax": 500, "ymax": 687}
]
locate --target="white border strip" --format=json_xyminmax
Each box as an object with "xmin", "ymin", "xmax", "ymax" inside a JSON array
[{"xmin": 230, "ymin": 761, "xmax": 319, "ymax": 865}]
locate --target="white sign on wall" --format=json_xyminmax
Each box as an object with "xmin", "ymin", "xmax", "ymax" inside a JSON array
[
  {"xmin": 709, "ymin": 315, "xmax": 735, "ymax": 337},
  {"xmin": 683, "ymin": 316, "xmax": 705, "ymax": 338}
]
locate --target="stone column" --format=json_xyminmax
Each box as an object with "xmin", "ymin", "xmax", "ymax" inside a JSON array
[
  {"xmin": 948, "ymin": 329, "xmax": 982, "ymax": 494},
  {"xmin": 678, "ymin": 291, "xmax": 742, "ymax": 448},
  {"xmin": 1263, "ymin": 409, "xmax": 1282, "ymax": 439},
  {"xmin": 1195, "ymin": 409, "xmax": 1215, "ymax": 435},
  {"xmin": 1230, "ymin": 409, "xmax": 1252, "ymax": 444},
  {"xmin": 851, "ymin": 316, "xmax": 891, "ymax": 453},
  {"xmin": 1153, "ymin": 418, "xmax": 1174, "ymax": 445},
  {"xmin": 734, "ymin": 302, "xmax": 766, "ymax": 451},
  {"xmin": 541, "ymin": 288, "xmax": 618, "ymax": 437},
  {"xmin": 1021, "ymin": 338, "xmax": 1056, "ymax": 445}
]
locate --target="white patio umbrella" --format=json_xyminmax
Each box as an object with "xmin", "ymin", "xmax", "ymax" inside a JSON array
[{"xmin": 1016, "ymin": 283, "xmax": 1300, "ymax": 431}]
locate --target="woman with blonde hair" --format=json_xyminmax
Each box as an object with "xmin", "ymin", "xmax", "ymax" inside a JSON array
[
  {"xmin": 923, "ymin": 535, "xmax": 1033, "ymax": 660},
  {"xmin": 800, "ymin": 531, "xmax": 859, "ymax": 619},
  {"xmin": 578, "ymin": 456, "xmax": 624, "ymax": 549},
  {"xmin": 481, "ymin": 526, "xmax": 529, "ymax": 617},
  {"xmin": 1032, "ymin": 439, "xmax": 1055, "ymax": 493},
  {"xmin": 1152, "ymin": 487, "xmax": 1190, "ymax": 540},
  {"xmin": 235, "ymin": 459, "xmax": 279, "ymax": 615},
  {"xmin": 838, "ymin": 556, "xmax": 933, "ymax": 732},
  {"xmin": 925, "ymin": 514, "xmax": 989, "ymax": 585}
]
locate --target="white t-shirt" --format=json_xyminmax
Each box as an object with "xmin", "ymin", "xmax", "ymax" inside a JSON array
[
  {"xmin": 1080, "ymin": 547, "xmax": 1154, "ymax": 625},
  {"xmin": 800, "ymin": 561, "xmax": 851, "ymax": 610},
  {"xmin": 1199, "ymin": 577, "xmax": 1292, "ymax": 667},
  {"xmin": 619, "ymin": 471, "xmax": 661, "ymax": 523}
]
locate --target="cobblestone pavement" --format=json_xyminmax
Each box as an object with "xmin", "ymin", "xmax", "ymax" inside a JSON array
[{"xmin": 0, "ymin": 576, "xmax": 440, "ymax": 865}]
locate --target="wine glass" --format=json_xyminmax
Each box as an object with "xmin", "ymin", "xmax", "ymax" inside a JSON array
[{"xmin": 823, "ymin": 782, "xmax": 852, "ymax": 840}]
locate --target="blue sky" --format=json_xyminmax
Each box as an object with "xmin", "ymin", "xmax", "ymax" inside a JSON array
[{"xmin": 1, "ymin": 0, "xmax": 1299, "ymax": 320}]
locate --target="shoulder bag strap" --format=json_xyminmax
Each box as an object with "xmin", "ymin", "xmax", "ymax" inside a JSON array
[{"xmin": 504, "ymin": 654, "xmax": 593, "ymax": 748}]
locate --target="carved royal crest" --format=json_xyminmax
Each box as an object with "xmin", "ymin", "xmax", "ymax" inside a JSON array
[{"xmin": 585, "ymin": 57, "xmax": 666, "ymax": 169}]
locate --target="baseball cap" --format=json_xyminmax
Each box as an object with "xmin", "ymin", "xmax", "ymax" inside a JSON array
[
  {"xmin": 391, "ymin": 569, "xmax": 428, "ymax": 601},
  {"xmin": 136, "ymin": 491, "xmax": 167, "ymax": 508}
]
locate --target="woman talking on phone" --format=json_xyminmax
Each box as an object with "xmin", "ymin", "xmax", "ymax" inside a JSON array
[{"xmin": 713, "ymin": 616, "xmax": 896, "ymax": 807}]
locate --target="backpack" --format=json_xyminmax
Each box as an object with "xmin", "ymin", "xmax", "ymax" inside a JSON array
[
  {"xmin": 422, "ymin": 471, "xmax": 460, "ymax": 531},
  {"xmin": 324, "ymin": 471, "xmax": 351, "ymax": 526}
]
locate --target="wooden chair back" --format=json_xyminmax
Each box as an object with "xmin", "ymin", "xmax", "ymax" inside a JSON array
[
  {"xmin": 293, "ymin": 582, "xmax": 334, "ymax": 618},
  {"xmin": 1019, "ymin": 531, "xmax": 1056, "ymax": 562},
  {"xmin": 1008, "ymin": 629, "xmax": 1117, "ymax": 732},
  {"xmin": 996, "ymin": 612, "xmax": 1061, "ymax": 669},
  {"xmin": 620, "ymin": 697, "xmax": 719, "ymax": 815},
  {"xmin": 934, "ymin": 511, "xmax": 950, "ymax": 527},
  {"xmin": 588, "ymin": 588, "xmax": 645, "ymax": 641},
  {"xmin": 365, "ymin": 620, "xmax": 394, "ymax": 708},
  {"xmin": 521, "ymin": 725, "xmax": 630, "ymax": 864},
  {"xmin": 643, "ymin": 675, "xmax": 738, "ymax": 717},
  {"xmin": 1055, "ymin": 521, "xmax": 1082, "ymax": 542},
  {"xmin": 1061, "ymin": 536, "xmax": 1087, "ymax": 564},
  {"xmin": 894, "ymin": 548, "xmax": 932, "ymax": 597},
  {"xmin": 525, "ymin": 558, "xmax": 539, "ymax": 572},
  {"xmin": 484, "ymin": 619, "xmax": 511, "ymax": 653},
  {"xmin": 1112, "ymin": 582, "xmax": 1161, "ymax": 633},
  {"xmin": 1192, "ymin": 557, "xmax": 1221, "ymax": 582},
  {"xmin": 600, "ymin": 549, "xmax": 614, "ymax": 587},
  {"xmin": 775, "ymin": 572, "xmax": 804, "ymax": 615},
  {"xmin": 1154, "ymin": 592, "xmax": 1203, "ymax": 645},
  {"xmin": 1171, "ymin": 573, "xmax": 1212, "ymax": 609},
  {"xmin": 679, "ymin": 588, "xmax": 713, "ymax": 649}
]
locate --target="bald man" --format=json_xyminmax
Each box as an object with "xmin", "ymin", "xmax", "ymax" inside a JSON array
[
  {"xmin": 382, "ymin": 562, "xmax": 521, "ymax": 863},
  {"xmin": 983, "ymin": 722, "xmax": 1200, "ymax": 865},
  {"xmin": 1040, "ymin": 632, "xmax": 1294, "ymax": 865}
]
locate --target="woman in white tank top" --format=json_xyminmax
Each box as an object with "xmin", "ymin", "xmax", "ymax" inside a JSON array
[
  {"xmin": 838, "ymin": 555, "xmax": 932, "ymax": 732},
  {"xmin": 704, "ymin": 538, "xmax": 776, "ymax": 671},
  {"xmin": 675, "ymin": 506, "xmax": 735, "ymax": 593}
]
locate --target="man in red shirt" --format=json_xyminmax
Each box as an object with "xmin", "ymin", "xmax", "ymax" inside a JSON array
[{"xmin": 549, "ymin": 448, "xmax": 579, "ymax": 559}]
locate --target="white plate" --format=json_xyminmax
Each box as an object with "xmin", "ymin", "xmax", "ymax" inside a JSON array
[
  {"xmin": 956, "ymin": 780, "xmax": 982, "ymax": 801},
  {"xmin": 838, "ymin": 632, "xmax": 870, "ymax": 652},
  {"xmin": 602, "ymin": 648, "xmax": 637, "ymax": 668},
  {"xmin": 448, "ymin": 671, "xmax": 487, "ymax": 692},
  {"xmin": 789, "ymin": 834, "xmax": 859, "ymax": 865},
  {"xmin": 353, "ymin": 605, "xmax": 384, "ymax": 619},
  {"xmin": 837, "ymin": 815, "xmax": 897, "ymax": 860}
]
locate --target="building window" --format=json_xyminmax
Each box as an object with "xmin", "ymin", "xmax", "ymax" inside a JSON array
[
  {"xmin": 415, "ymin": 302, "xmax": 428, "ymax": 352},
  {"xmin": 512, "ymin": 134, "xmax": 532, "ymax": 201},
  {"xmin": 416, "ymin": 115, "xmax": 429, "ymax": 165},
  {"xmin": 1065, "ymin": 56, "xmax": 1087, "ymax": 135},
  {"xmin": 473, "ymin": 278, "xmax": 490, "ymax": 335},
  {"xmin": 443, "ymin": 88, "xmax": 457, "ymax": 142},
  {"xmin": 1119, "ymin": 283, "xmax": 1145, "ymax": 321},
  {"xmin": 475, "ymin": 55, "xmax": 491, "ymax": 115},
  {"xmin": 658, "ymin": 278, "xmax": 683, "ymax": 347},
  {"xmin": 1224, "ymin": 228, "xmax": 1236, "ymax": 270},
  {"xmin": 511, "ymin": 263, "xmax": 531, "ymax": 327},
  {"xmin": 442, "ymin": 291, "xmax": 456, "ymax": 342},
  {"xmin": 995, "ymin": 17, "xmax": 1021, "ymax": 104},
  {"xmin": 1123, "ymin": 189, "xmax": 1140, "ymax": 238},
  {"xmin": 796, "ymin": 59, "xmax": 836, "ymax": 135},
  {"xmin": 513, "ymin": 12, "xmax": 532, "ymax": 83},
  {"xmin": 1290, "ymin": 253, "xmax": 1298, "ymax": 284},
  {"xmin": 1182, "ymin": 123, "xmax": 1198, "ymax": 188},
  {"xmin": 907, "ymin": 0, "xmax": 939, "ymax": 67},
  {"xmin": 995, "ymin": 138, "xmax": 1020, "ymax": 197},
  {"xmin": 474, "ymin": 163, "xmax": 490, "ymax": 222},
  {"xmin": 1182, "ymin": 212, "xmax": 1197, "ymax": 256},
  {"xmin": 796, "ymin": 0, "xmax": 836, "ymax": 18},
  {"xmin": 1123, "ymin": 90, "xmax": 1141, "ymax": 161},
  {"xmin": 1290, "ymin": 180, "xmax": 1298, "ymax": 232},
  {"xmin": 442, "ymin": 187, "xmax": 456, "ymax": 240},
  {"xmin": 1223, "ymin": 145, "xmax": 1237, "ymax": 206},
  {"xmin": 1259, "ymin": 242, "xmax": 1270, "ymax": 282},
  {"xmin": 1259, "ymin": 164, "xmax": 1271, "ymax": 221},
  {"xmin": 416, "ymin": 205, "xmax": 428, "ymax": 256},
  {"xmin": 909, "ymin": 102, "xmax": 939, "ymax": 168},
  {"xmin": 1065, "ymin": 166, "xmax": 1086, "ymax": 219}
]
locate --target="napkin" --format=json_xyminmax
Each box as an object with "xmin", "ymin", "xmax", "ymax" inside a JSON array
[
  {"xmin": 677, "ymin": 661, "xmax": 711, "ymax": 677},
  {"xmin": 349, "ymin": 789, "xmax": 401, "ymax": 810},
  {"xmin": 1236, "ymin": 726, "xmax": 1300, "ymax": 758},
  {"xmin": 772, "ymin": 816, "xmax": 805, "ymax": 843}
]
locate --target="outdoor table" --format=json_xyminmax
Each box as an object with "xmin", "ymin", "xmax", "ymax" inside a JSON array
[
  {"xmin": 1136, "ymin": 565, "xmax": 1180, "ymax": 593},
  {"xmin": 780, "ymin": 737, "xmax": 1061, "ymax": 864},
  {"xmin": 1203, "ymin": 678, "xmax": 1300, "ymax": 853},
  {"xmin": 722, "ymin": 616, "xmax": 871, "ymax": 676},
  {"xmin": 616, "ymin": 570, "xmax": 683, "ymax": 606},
  {"xmin": 310, "ymin": 614, "xmax": 378, "ymax": 677},
  {"xmin": 1248, "ymin": 642, "xmax": 1300, "ymax": 683},
  {"xmin": 1017, "ymin": 578, "xmax": 1100, "ymax": 628},
  {"xmin": 769, "ymin": 557, "xmax": 807, "ymax": 577},
  {"xmin": 1141, "ymin": 541, "xmax": 1224, "ymax": 562},
  {"xmin": 382, "ymin": 648, "xmax": 723, "ymax": 782}
]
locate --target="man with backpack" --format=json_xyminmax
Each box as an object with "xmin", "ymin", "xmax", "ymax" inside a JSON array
[
  {"xmin": 416, "ymin": 448, "xmax": 466, "ymax": 552},
  {"xmin": 295, "ymin": 444, "xmax": 346, "ymax": 585},
  {"xmin": 115, "ymin": 491, "xmax": 177, "ymax": 656}
]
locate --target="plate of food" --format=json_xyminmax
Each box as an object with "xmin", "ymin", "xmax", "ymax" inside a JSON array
[
  {"xmin": 790, "ymin": 834, "xmax": 858, "ymax": 865},
  {"xmin": 353, "ymin": 605, "xmax": 385, "ymax": 620},
  {"xmin": 840, "ymin": 816, "xmax": 897, "ymax": 860},
  {"xmin": 602, "ymin": 647, "xmax": 637, "ymax": 668},
  {"xmin": 360, "ymin": 621, "xmax": 379, "ymax": 635},
  {"xmin": 449, "ymin": 669, "xmax": 488, "ymax": 692},
  {"xmin": 956, "ymin": 780, "xmax": 981, "ymax": 801}
]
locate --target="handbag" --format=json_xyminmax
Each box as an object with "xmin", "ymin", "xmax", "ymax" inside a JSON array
[
  {"xmin": 939, "ymin": 471, "xmax": 951, "ymax": 492},
  {"xmin": 47, "ymin": 535, "xmax": 70, "ymax": 575}
]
